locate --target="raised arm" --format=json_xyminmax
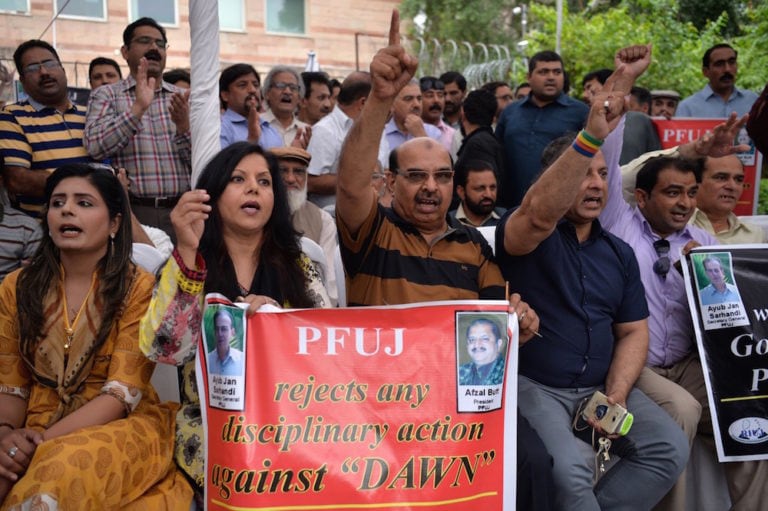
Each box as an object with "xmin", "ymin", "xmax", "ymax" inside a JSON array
[
  {"xmin": 335, "ymin": 10, "xmax": 418, "ymax": 235},
  {"xmin": 681, "ymin": 112, "xmax": 750, "ymax": 158},
  {"xmin": 502, "ymin": 77, "xmax": 625, "ymax": 256}
]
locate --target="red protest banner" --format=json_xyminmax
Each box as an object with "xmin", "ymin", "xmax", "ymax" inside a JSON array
[
  {"xmin": 652, "ymin": 118, "xmax": 763, "ymax": 216},
  {"xmin": 198, "ymin": 299, "xmax": 517, "ymax": 510}
]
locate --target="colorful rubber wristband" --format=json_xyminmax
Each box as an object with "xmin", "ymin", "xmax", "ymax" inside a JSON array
[{"xmin": 573, "ymin": 130, "xmax": 603, "ymax": 157}]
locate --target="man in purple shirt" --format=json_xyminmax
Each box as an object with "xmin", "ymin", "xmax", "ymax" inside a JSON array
[{"xmin": 600, "ymin": 112, "xmax": 768, "ymax": 510}]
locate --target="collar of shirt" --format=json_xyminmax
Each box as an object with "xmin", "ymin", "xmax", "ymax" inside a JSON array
[
  {"xmin": 455, "ymin": 203, "xmax": 501, "ymax": 227},
  {"xmin": 215, "ymin": 347, "xmax": 242, "ymax": 366},
  {"xmin": 520, "ymin": 91, "xmax": 570, "ymax": 108},
  {"xmin": 329, "ymin": 104, "xmax": 353, "ymax": 129},
  {"xmin": 384, "ymin": 205, "xmax": 458, "ymax": 240},
  {"xmin": 262, "ymin": 108, "xmax": 309, "ymax": 133},
  {"xmin": 699, "ymin": 83, "xmax": 749, "ymax": 102},
  {"xmin": 26, "ymin": 96, "xmax": 76, "ymax": 113},
  {"xmin": 433, "ymin": 118, "xmax": 451, "ymax": 134},
  {"xmin": 691, "ymin": 208, "xmax": 764, "ymax": 241},
  {"xmin": 632, "ymin": 206, "xmax": 702, "ymax": 245},
  {"xmin": 384, "ymin": 117, "xmax": 405, "ymax": 136},
  {"xmin": 222, "ymin": 107, "xmax": 270, "ymax": 127},
  {"xmin": 118, "ymin": 75, "xmax": 178, "ymax": 94},
  {"xmin": 556, "ymin": 217, "xmax": 608, "ymax": 245}
]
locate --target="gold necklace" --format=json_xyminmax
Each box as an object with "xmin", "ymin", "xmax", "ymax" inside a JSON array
[{"xmin": 61, "ymin": 272, "xmax": 97, "ymax": 355}]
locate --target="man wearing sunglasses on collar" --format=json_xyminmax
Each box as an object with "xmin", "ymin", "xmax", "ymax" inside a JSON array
[{"xmin": 597, "ymin": 52, "xmax": 765, "ymax": 507}]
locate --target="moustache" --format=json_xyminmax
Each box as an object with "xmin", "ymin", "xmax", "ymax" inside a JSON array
[
  {"xmin": 144, "ymin": 50, "xmax": 162, "ymax": 62},
  {"xmin": 720, "ymin": 73, "xmax": 735, "ymax": 82},
  {"xmin": 429, "ymin": 105, "xmax": 442, "ymax": 112}
]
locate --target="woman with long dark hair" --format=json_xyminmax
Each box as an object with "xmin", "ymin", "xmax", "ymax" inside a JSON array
[
  {"xmin": 140, "ymin": 142, "xmax": 329, "ymax": 498},
  {"xmin": 0, "ymin": 164, "xmax": 191, "ymax": 508}
]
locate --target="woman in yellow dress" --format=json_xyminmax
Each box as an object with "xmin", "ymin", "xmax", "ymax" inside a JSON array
[{"xmin": 0, "ymin": 164, "xmax": 192, "ymax": 509}]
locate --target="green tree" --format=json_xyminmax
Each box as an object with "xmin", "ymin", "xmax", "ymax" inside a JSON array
[{"xmin": 400, "ymin": 0, "xmax": 768, "ymax": 98}]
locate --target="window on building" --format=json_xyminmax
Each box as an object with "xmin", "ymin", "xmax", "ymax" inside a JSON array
[
  {"xmin": 0, "ymin": 0, "xmax": 28, "ymax": 13},
  {"xmin": 130, "ymin": 0, "xmax": 177, "ymax": 26},
  {"xmin": 219, "ymin": 0, "xmax": 244, "ymax": 31},
  {"xmin": 57, "ymin": 0, "xmax": 106, "ymax": 20},
  {"xmin": 266, "ymin": 0, "xmax": 305, "ymax": 35}
]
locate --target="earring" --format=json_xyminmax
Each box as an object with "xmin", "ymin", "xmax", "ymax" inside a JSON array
[{"xmin": 110, "ymin": 233, "xmax": 116, "ymax": 240}]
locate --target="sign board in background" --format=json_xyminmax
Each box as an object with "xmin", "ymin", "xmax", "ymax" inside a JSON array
[
  {"xmin": 652, "ymin": 118, "xmax": 763, "ymax": 216},
  {"xmin": 197, "ymin": 299, "xmax": 519, "ymax": 510},
  {"xmin": 684, "ymin": 245, "xmax": 768, "ymax": 461}
]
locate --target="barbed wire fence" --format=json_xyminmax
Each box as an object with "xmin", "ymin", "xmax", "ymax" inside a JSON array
[{"xmin": 354, "ymin": 33, "xmax": 528, "ymax": 90}]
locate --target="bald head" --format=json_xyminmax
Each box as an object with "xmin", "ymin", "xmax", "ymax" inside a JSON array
[
  {"xmin": 337, "ymin": 71, "xmax": 372, "ymax": 106},
  {"xmin": 389, "ymin": 137, "xmax": 454, "ymax": 237},
  {"xmin": 391, "ymin": 137, "xmax": 451, "ymax": 172}
]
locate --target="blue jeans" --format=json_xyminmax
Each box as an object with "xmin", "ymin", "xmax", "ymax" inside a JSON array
[{"xmin": 518, "ymin": 376, "xmax": 689, "ymax": 510}]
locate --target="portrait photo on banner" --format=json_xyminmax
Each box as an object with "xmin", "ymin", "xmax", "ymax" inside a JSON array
[
  {"xmin": 691, "ymin": 251, "xmax": 749, "ymax": 330},
  {"xmin": 455, "ymin": 312, "xmax": 508, "ymax": 413},
  {"xmin": 203, "ymin": 304, "xmax": 247, "ymax": 410}
]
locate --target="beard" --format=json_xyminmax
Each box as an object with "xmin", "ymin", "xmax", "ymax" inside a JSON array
[
  {"xmin": 287, "ymin": 187, "xmax": 307, "ymax": 215},
  {"xmin": 465, "ymin": 196, "xmax": 495, "ymax": 217}
]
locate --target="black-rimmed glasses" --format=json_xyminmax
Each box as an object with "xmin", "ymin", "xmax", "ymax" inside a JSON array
[{"xmin": 653, "ymin": 239, "xmax": 671, "ymax": 278}]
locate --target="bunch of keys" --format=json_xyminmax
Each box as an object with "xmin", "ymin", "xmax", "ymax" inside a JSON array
[{"xmin": 593, "ymin": 436, "xmax": 612, "ymax": 484}]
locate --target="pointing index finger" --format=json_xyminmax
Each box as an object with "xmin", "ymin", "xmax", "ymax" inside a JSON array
[{"xmin": 389, "ymin": 9, "xmax": 401, "ymax": 47}]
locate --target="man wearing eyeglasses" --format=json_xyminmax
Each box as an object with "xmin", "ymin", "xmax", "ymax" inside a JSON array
[
  {"xmin": 419, "ymin": 76, "xmax": 454, "ymax": 152},
  {"xmin": 336, "ymin": 13, "xmax": 553, "ymax": 509},
  {"xmin": 676, "ymin": 44, "xmax": 758, "ymax": 118},
  {"xmin": 0, "ymin": 40, "xmax": 90, "ymax": 218},
  {"xmin": 261, "ymin": 66, "xmax": 310, "ymax": 148},
  {"xmin": 84, "ymin": 17, "xmax": 191, "ymax": 241},
  {"xmin": 496, "ymin": 45, "xmax": 689, "ymax": 511}
]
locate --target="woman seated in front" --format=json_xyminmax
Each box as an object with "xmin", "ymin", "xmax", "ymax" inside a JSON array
[
  {"xmin": 139, "ymin": 142, "xmax": 330, "ymax": 502},
  {"xmin": 0, "ymin": 164, "xmax": 192, "ymax": 509}
]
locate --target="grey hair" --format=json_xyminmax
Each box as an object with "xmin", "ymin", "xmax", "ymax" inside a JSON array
[{"xmin": 262, "ymin": 65, "xmax": 305, "ymax": 99}]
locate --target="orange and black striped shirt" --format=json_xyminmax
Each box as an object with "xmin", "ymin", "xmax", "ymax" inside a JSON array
[{"xmin": 339, "ymin": 202, "xmax": 505, "ymax": 306}]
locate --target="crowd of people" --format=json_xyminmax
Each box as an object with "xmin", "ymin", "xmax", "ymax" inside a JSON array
[{"xmin": 0, "ymin": 9, "xmax": 767, "ymax": 510}]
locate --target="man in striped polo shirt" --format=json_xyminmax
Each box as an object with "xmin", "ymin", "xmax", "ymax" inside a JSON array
[
  {"xmin": 335, "ymin": 11, "xmax": 555, "ymax": 510},
  {"xmin": 0, "ymin": 40, "xmax": 90, "ymax": 218}
]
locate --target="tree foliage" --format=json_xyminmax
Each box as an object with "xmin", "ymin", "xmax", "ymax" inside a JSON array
[{"xmin": 400, "ymin": 0, "xmax": 768, "ymax": 98}]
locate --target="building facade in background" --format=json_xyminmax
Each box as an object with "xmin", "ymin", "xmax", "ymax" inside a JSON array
[{"xmin": 0, "ymin": 0, "xmax": 398, "ymax": 104}]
